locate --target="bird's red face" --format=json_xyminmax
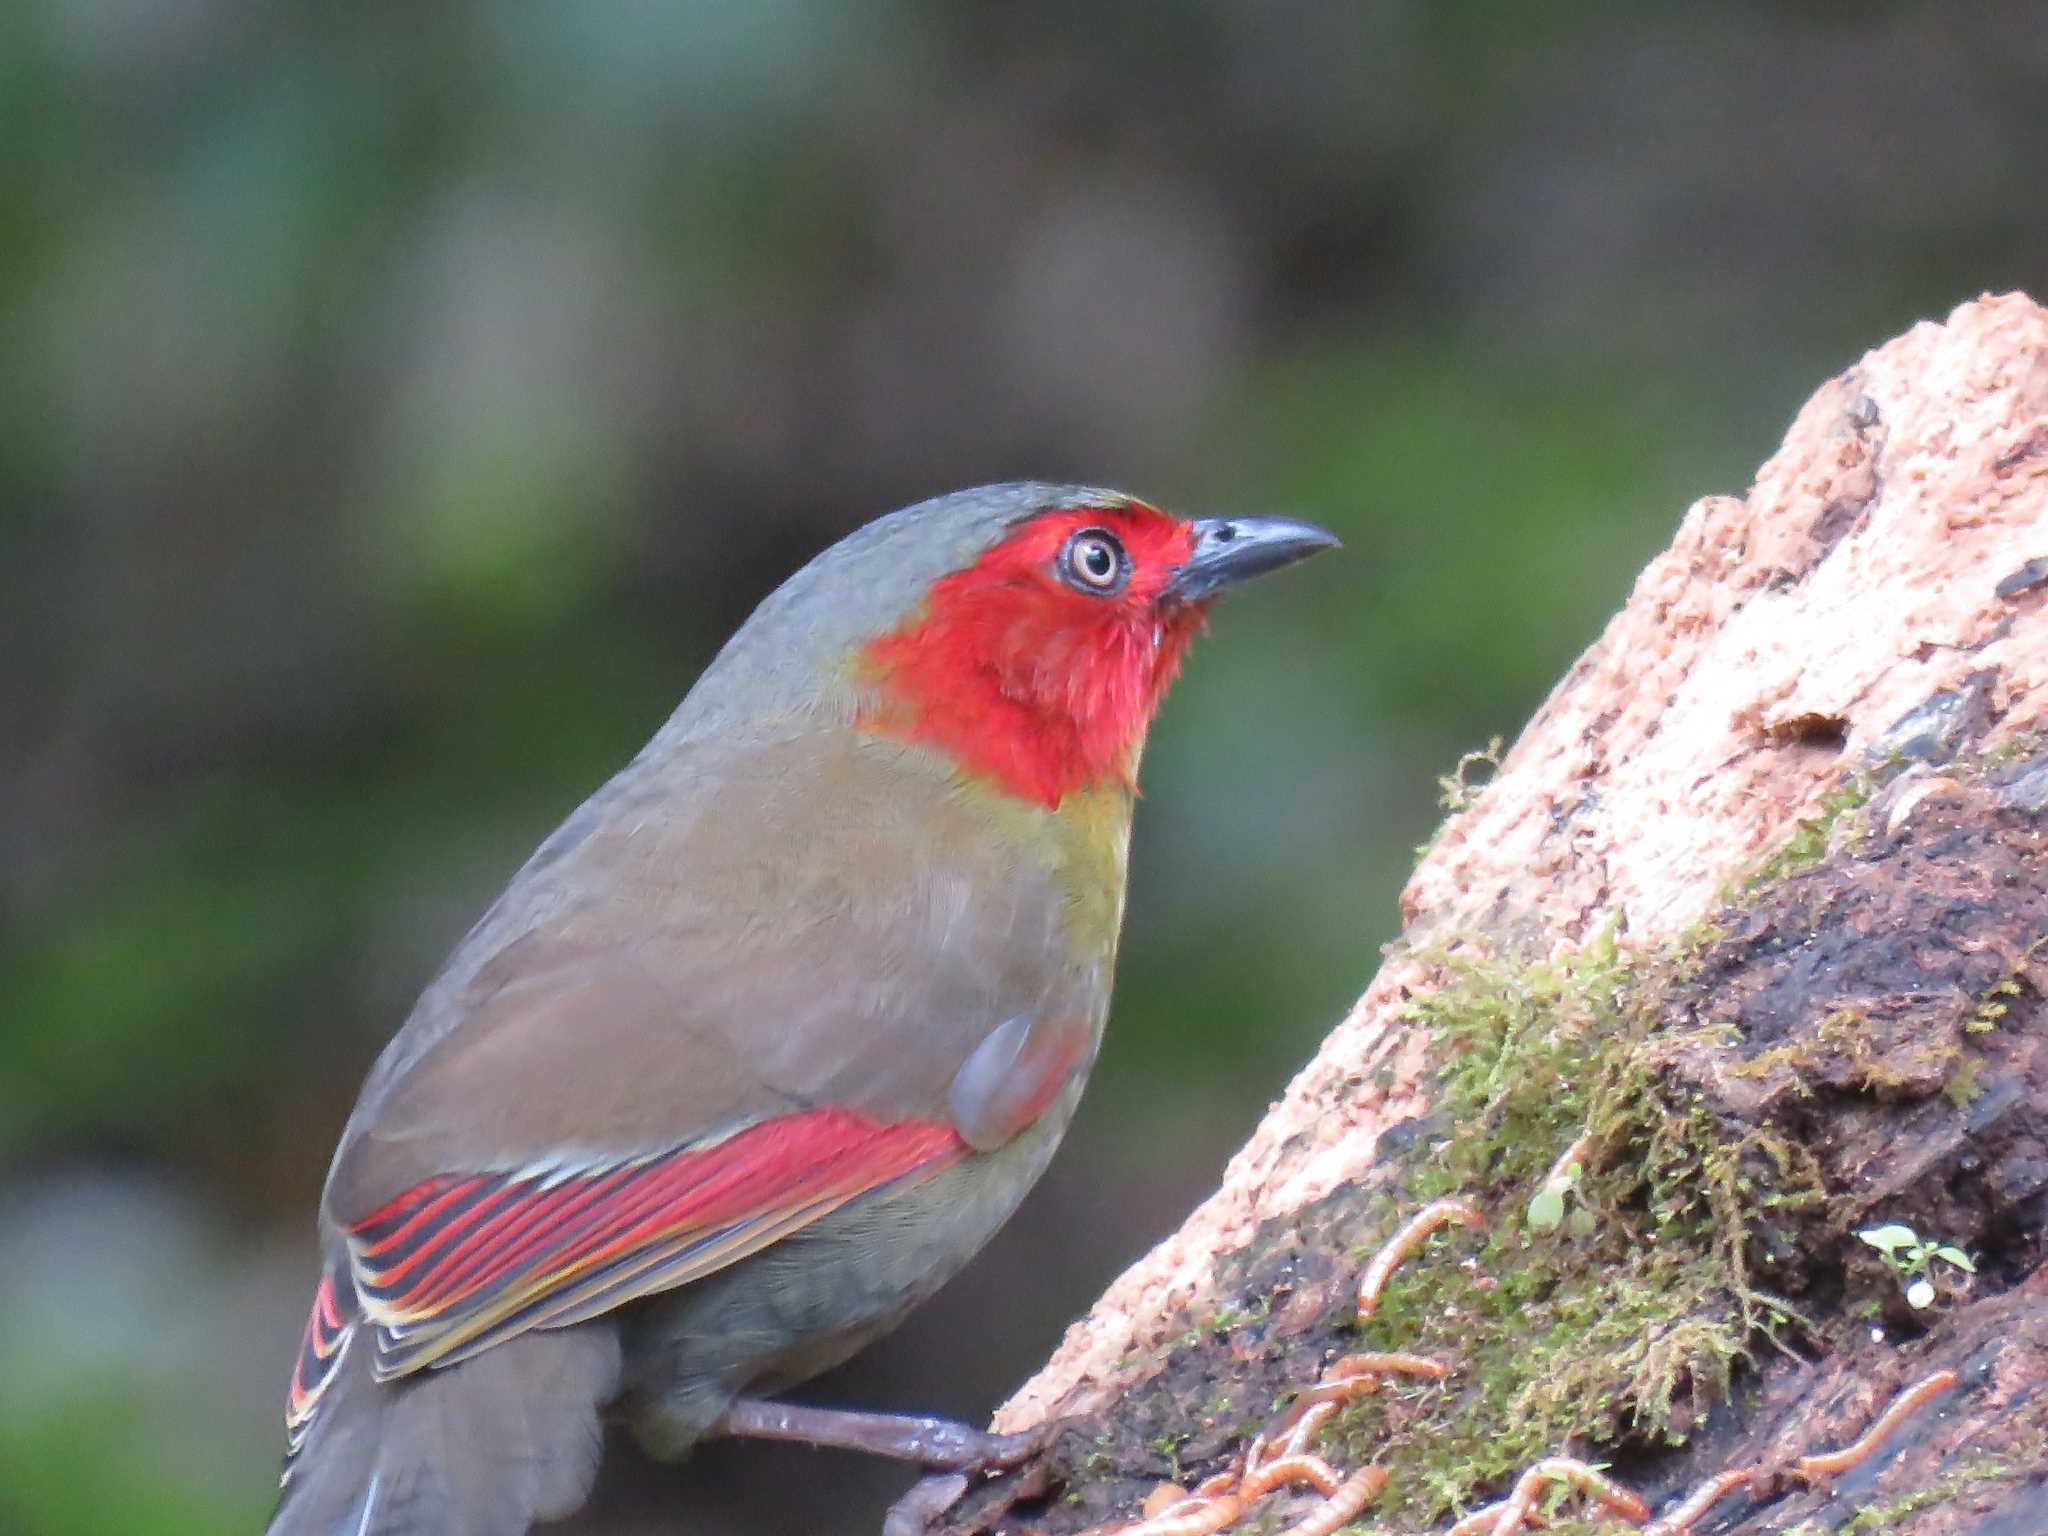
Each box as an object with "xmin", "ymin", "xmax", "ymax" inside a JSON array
[
  {"xmin": 859, "ymin": 502, "xmax": 1201, "ymax": 810},
  {"xmin": 860, "ymin": 499, "xmax": 1336, "ymax": 809}
]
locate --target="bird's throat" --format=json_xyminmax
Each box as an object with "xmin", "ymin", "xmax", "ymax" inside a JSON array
[{"xmin": 856, "ymin": 586, "xmax": 1201, "ymax": 810}]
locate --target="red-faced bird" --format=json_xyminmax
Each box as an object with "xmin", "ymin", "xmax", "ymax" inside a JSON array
[{"xmin": 268, "ymin": 484, "xmax": 1337, "ymax": 1535}]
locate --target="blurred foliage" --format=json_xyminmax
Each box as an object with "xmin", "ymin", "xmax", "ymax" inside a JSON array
[{"xmin": 4, "ymin": 2, "xmax": 2045, "ymax": 1532}]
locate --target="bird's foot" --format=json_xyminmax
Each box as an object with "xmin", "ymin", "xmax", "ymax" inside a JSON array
[
  {"xmin": 717, "ymin": 1396, "xmax": 1055, "ymax": 1471},
  {"xmin": 717, "ymin": 1399, "xmax": 1064, "ymax": 1536},
  {"xmin": 881, "ymin": 1472, "xmax": 971, "ymax": 1536}
]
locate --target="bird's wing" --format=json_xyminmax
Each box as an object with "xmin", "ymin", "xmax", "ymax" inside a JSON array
[
  {"xmin": 325, "ymin": 927, "xmax": 989, "ymax": 1381},
  {"xmin": 342, "ymin": 1105, "xmax": 967, "ymax": 1377},
  {"xmin": 319, "ymin": 729, "xmax": 1115, "ymax": 1380}
]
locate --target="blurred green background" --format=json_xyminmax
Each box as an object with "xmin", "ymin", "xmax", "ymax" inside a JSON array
[{"xmin": 3, "ymin": 4, "xmax": 2044, "ymax": 1532}]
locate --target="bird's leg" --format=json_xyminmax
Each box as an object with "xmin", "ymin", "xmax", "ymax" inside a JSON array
[{"xmin": 715, "ymin": 1397, "xmax": 1054, "ymax": 1472}]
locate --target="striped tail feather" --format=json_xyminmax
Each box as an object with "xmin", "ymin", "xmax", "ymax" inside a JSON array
[{"xmin": 267, "ymin": 1260, "xmax": 621, "ymax": 1536}]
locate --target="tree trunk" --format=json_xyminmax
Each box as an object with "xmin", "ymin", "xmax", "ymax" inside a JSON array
[{"xmin": 950, "ymin": 293, "xmax": 2048, "ymax": 1535}]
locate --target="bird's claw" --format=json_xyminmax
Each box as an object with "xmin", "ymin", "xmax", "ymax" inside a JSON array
[
  {"xmin": 878, "ymin": 1418, "xmax": 1065, "ymax": 1534},
  {"xmin": 882, "ymin": 1471, "xmax": 972, "ymax": 1536}
]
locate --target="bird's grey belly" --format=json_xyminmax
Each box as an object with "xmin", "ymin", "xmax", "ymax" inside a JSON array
[{"xmin": 615, "ymin": 1078, "xmax": 1083, "ymax": 1459}]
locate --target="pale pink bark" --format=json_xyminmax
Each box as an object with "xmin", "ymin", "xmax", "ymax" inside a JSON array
[{"xmin": 998, "ymin": 291, "xmax": 2048, "ymax": 1436}]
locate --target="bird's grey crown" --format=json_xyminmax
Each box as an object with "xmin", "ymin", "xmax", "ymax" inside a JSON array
[{"xmin": 648, "ymin": 481, "xmax": 1133, "ymax": 750}]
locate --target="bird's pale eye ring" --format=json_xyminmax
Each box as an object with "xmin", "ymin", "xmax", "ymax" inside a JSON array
[{"xmin": 1059, "ymin": 528, "xmax": 1130, "ymax": 595}]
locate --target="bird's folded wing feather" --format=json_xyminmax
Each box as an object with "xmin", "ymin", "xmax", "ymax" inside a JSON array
[
  {"xmin": 319, "ymin": 733, "xmax": 1098, "ymax": 1379},
  {"xmin": 346, "ymin": 1106, "xmax": 967, "ymax": 1377}
]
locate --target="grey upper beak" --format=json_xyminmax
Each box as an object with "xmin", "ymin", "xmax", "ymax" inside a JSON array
[{"xmin": 1166, "ymin": 515, "xmax": 1341, "ymax": 602}]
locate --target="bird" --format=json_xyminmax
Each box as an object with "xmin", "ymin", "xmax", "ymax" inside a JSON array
[{"xmin": 267, "ymin": 483, "xmax": 1337, "ymax": 1535}]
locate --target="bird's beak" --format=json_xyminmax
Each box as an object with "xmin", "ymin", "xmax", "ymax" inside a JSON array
[{"xmin": 1165, "ymin": 515, "xmax": 1342, "ymax": 602}]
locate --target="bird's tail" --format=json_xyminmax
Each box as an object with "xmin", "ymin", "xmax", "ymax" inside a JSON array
[{"xmin": 265, "ymin": 1261, "xmax": 621, "ymax": 1536}]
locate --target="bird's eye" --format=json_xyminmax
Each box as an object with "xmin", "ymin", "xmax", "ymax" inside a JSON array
[{"xmin": 1059, "ymin": 528, "xmax": 1129, "ymax": 595}]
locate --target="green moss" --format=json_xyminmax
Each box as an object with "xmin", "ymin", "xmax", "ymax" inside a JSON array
[
  {"xmin": 1074, "ymin": 744, "xmax": 2048, "ymax": 1529},
  {"xmin": 1313, "ymin": 927, "xmax": 1826, "ymax": 1527},
  {"xmin": 1942, "ymin": 1053, "xmax": 1986, "ymax": 1107},
  {"xmin": 1733, "ymin": 1000, "xmax": 1969, "ymax": 1099},
  {"xmin": 1981, "ymin": 728, "xmax": 2041, "ymax": 767},
  {"xmin": 1738, "ymin": 771, "xmax": 1877, "ymax": 895},
  {"xmin": 1967, "ymin": 935, "xmax": 2044, "ymax": 1033},
  {"xmin": 1412, "ymin": 738, "xmax": 1509, "ymax": 865},
  {"xmin": 1437, "ymin": 738, "xmax": 1505, "ymax": 813},
  {"xmin": 1203, "ymin": 1295, "xmax": 1271, "ymax": 1336},
  {"xmin": 1837, "ymin": 1455, "xmax": 2019, "ymax": 1531}
]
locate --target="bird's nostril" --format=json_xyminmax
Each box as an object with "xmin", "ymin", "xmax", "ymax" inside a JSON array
[{"xmin": 1213, "ymin": 523, "xmax": 1238, "ymax": 543}]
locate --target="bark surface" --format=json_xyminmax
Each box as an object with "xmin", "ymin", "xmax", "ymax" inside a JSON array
[{"xmin": 956, "ymin": 293, "xmax": 2048, "ymax": 1535}]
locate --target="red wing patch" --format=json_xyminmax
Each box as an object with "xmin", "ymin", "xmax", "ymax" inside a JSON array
[
  {"xmin": 281, "ymin": 1260, "xmax": 356, "ymax": 1483},
  {"xmin": 345, "ymin": 1107, "xmax": 967, "ymax": 1377}
]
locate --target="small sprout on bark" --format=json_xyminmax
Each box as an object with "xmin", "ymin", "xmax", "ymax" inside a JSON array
[
  {"xmin": 1856, "ymin": 1222, "xmax": 1975, "ymax": 1308},
  {"xmin": 1528, "ymin": 1160, "xmax": 1586, "ymax": 1234}
]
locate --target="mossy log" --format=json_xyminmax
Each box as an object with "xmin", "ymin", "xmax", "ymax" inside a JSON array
[{"xmin": 944, "ymin": 294, "xmax": 2048, "ymax": 1535}]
